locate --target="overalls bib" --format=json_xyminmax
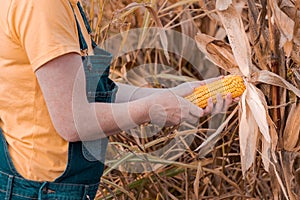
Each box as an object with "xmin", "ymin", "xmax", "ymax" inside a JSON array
[{"xmin": 0, "ymin": 2, "xmax": 117, "ymax": 199}]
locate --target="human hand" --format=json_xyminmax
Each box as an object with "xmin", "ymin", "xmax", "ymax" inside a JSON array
[
  {"xmin": 172, "ymin": 77, "xmax": 239, "ymax": 115},
  {"xmin": 147, "ymin": 90, "xmax": 204, "ymax": 127}
]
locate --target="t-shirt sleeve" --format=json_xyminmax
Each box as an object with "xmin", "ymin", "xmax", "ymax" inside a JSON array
[{"xmin": 9, "ymin": 0, "xmax": 81, "ymax": 71}]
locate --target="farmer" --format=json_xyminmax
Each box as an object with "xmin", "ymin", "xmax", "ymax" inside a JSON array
[{"xmin": 0, "ymin": 0, "xmax": 233, "ymax": 199}]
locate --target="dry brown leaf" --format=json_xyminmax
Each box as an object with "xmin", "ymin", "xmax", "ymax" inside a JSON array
[
  {"xmin": 269, "ymin": 0, "xmax": 295, "ymax": 47},
  {"xmin": 255, "ymin": 70, "xmax": 300, "ymax": 98},
  {"xmin": 247, "ymin": 83, "xmax": 271, "ymax": 143},
  {"xmin": 217, "ymin": 4, "xmax": 251, "ymax": 76},
  {"xmin": 262, "ymin": 136, "xmax": 271, "ymax": 172},
  {"xmin": 239, "ymin": 90, "xmax": 259, "ymax": 175},
  {"xmin": 284, "ymin": 41, "xmax": 294, "ymax": 57},
  {"xmin": 195, "ymin": 33, "xmax": 241, "ymax": 75},
  {"xmin": 283, "ymin": 104, "xmax": 300, "ymax": 151},
  {"xmin": 268, "ymin": 116, "xmax": 278, "ymax": 163},
  {"xmin": 255, "ymin": 84, "xmax": 274, "ymax": 172}
]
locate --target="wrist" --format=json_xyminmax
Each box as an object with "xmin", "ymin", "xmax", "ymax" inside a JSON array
[{"xmin": 128, "ymin": 97, "xmax": 152, "ymax": 125}]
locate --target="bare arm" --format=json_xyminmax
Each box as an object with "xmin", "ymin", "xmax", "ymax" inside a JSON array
[
  {"xmin": 115, "ymin": 78, "xmax": 235, "ymax": 115},
  {"xmin": 35, "ymin": 53, "xmax": 204, "ymax": 142}
]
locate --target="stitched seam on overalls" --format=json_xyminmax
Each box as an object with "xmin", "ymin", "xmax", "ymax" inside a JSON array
[{"xmin": 53, "ymin": 143, "xmax": 73, "ymax": 182}]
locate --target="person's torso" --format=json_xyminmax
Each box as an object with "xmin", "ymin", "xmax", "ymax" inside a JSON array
[{"xmin": 0, "ymin": 0, "xmax": 93, "ymax": 181}]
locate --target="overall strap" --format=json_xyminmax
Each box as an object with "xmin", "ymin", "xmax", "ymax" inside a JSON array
[
  {"xmin": 76, "ymin": 2, "xmax": 98, "ymax": 49},
  {"xmin": 70, "ymin": 2, "xmax": 97, "ymax": 53}
]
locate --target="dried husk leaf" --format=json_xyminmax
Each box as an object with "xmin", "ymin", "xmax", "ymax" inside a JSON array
[
  {"xmin": 217, "ymin": 4, "xmax": 251, "ymax": 76},
  {"xmin": 255, "ymin": 84, "xmax": 274, "ymax": 171},
  {"xmin": 246, "ymin": 83, "xmax": 271, "ymax": 143},
  {"xmin": 283, "ymin": 104, "xmax": 300, "ymax": 151},
  {"xmin": 269, "ymin": 0, "xmax": 295, "ymax": 47},
  {"xmin": 267, "ymin": 113, "xmax": 278, "ymax": 163},
  {"xmin": 239, "ymin": 91, "xmax": 259, "ymax": 176},
  {"xmin": 262, "ymin": 135, "xmax": 271, "ymax": 172},
  {"xmin": 195, "ymin": 33, "xmax": 242, "ymax": 75},
  {"xmin": 255, "ymin": 70, "xmax": 300, "ymax": 98}
]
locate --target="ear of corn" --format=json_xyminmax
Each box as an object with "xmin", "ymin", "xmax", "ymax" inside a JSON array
[{"xmin": 185, "ymin": 75, "xmax": 246, "ymax": 108}]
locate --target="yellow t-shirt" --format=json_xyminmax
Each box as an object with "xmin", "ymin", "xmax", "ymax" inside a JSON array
[{"xmin": 0, "ymin": 0, "xmax": 93, "ymax": 181}]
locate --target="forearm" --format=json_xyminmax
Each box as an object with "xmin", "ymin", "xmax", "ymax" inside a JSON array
[
  {"xmin": 73, "ymin": 99, "xmax": 151, "ymax": 141},
  {"xmin": 115, "ymin": 82, "xmax": 164, "ymax": 102},
  {"xmin": 71, "ymin": 78, "xmax": 153, "ymax": 141}
]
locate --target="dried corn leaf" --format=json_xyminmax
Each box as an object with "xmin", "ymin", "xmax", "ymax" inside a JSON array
[
  {"xmin": 255, "ymin": 70, "xmax": 300, "ymax": 97},
  {"xmin": 283, "ymin": 104, "xmax": 300, "ymax": 151},
  {"xmin": 255, "ymin": 84, "xmax": 273, "ymax": 171},
  {"xmin": 195, "ymin": 33, "xmax": 241, "ymax": 75},
  {"xmin": 216, "ymin": 4, "xmax": 251, "ymax": 76},
  {"xmin": 269, "ymin": 116, "xmax": 278, "ymax": 163},
  {"xmin": 239, "ymin": 80, "xmax": 272, "ymax": 174},
  {"xmin": 269, "ymin": 0, "xmax": 295, "ymax": 47},
  {"xmin": 247, "ymin": 83, "xmax": 271, "ymax": 143},
  {"xmin": 239, "ymin": 90, "xmax": 259, "ymax": 175},
  {"xmin": 262, "ymin": 136, "xmax": 271, "ymax": 172}
]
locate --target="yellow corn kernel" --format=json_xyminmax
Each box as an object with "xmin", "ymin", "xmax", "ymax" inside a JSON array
[{"xmin": 185, "ymin": 75, "xmax": 246, "ymax": 108}]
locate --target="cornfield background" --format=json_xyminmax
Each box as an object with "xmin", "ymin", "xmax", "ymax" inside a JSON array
[{"xmin": 82, "ymin": 0, "xmax": 300, "ymax": 199}]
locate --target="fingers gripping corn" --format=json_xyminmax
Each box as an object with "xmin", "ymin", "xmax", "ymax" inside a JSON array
[{"xmin": 185, "ymin": 75, "xmax": 246, "ymax": 108}]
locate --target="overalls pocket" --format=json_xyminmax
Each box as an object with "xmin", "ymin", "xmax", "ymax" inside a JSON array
[
  {"xmin": 83, "ymin": 46, "xmax": 118, "ymax": 103},
  {"xmin": 81, "ymin": 46, "xmax": 118, "ymax": 162}
]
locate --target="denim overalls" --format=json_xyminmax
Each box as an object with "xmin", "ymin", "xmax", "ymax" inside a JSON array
[{"xmin": 0, "ymin": 2, "xmax": 117, "ymax": 199}]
